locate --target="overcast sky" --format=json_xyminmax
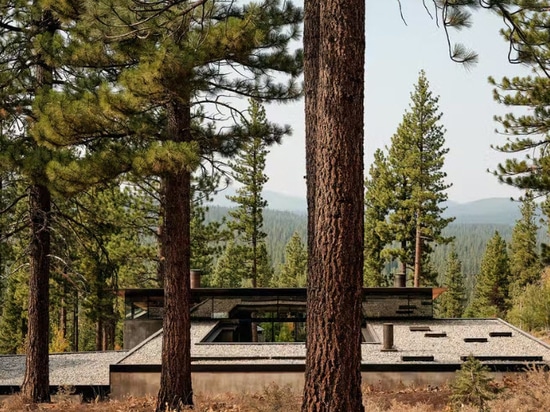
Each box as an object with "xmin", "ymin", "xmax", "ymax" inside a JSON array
[{"xmin": 260, "ymin": 2, "xmax": 531, "ymax": 204}]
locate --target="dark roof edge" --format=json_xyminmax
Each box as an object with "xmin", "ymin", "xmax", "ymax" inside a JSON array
[
  {"xmin": 110, "ymin": 362, "xmax": 549, "ymax": 374},
  {"xmin": 496, "ymin": 318, "xmax": 550, "ymax": 351},
  {"xmin": 118, "ymin": 287, "xmax": 434, "ymax": 298}
]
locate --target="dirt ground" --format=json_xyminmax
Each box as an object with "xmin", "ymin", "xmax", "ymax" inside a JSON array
[
  {"xmin": 365, "ymin": 386, "xmax": 452, "ymax": 410},
  {"xmin": 0, "ymin": 386, "xmax": 454, "ymax": 412}
]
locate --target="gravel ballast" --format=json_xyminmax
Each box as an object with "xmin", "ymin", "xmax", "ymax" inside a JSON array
[{"xmin": 2, "ymin": 318, "xmax": 550, "ymax": 388}]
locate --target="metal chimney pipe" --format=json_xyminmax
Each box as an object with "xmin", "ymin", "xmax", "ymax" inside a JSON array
[
  {"xmin": 190, "ymin": 269, "xmax": 202, "ymax": 288},
  {"xmin": 394, "ymin": 273, "xmax": 406, "ymax": 288},
  {"xmin": 382, "ymin": 323, "xmax": 396, "ymax": 351}
]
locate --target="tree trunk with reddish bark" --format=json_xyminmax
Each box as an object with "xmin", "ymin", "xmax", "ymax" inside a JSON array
[
  {"xmin": 21, "ymin": 7, "xmax": 57, "ymax": 402},
  {"xmin": 21, "ymin": 184, "xmax": 51, "ymax": 402},
  {"xmin": 302, "ymin": 1, "xmax": 365, "ymax": 411},
  {"xmin": 414, "ymin": 215, "xmax": 422, "ymax": 287},
  {"xmin": 155, "ymin": 99, "xmax": 193, "ymax": 412}
]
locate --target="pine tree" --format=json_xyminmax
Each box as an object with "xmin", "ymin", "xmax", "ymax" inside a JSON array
[
  {"xmin": 227, "ymin": 99, "xmax": 275, "ymax": 287},
  {"xmin": 190, "ymin": 198, "xmax": 224, "ymax": 281},
  {"xmin": 0, "ymin": 178, "xmax": 35, "ymax": 353},
  {"xmin": 384, "ymin": 70, "xmax": 454, "ymax": 287},
  {"xmin": 0, "ymin": 171, "xmax": 21, "ymax": 303},
  {"xmin": 65, "ymin": 184, "xmax": 159, "ymax": 350},
  {"xmin": 437, "ymin": 247, "xmax": 466, "ymax": 318},
  {"xmin": 507, "ymin": 279, "xmax": 550, "ymax": 332},
  {"xmin": 0, "ymin": 1, "xmax": 77, "ymax": 401},
  {"xmin": 0, "ymin": 269, "xmax": 28, "ymax": 354},
  {"xmin": 451, "ymin": 355, "xmax": 496, "ymax": 412},
  {"xmin": 112, "ymin": 185, "xmax": 159, "ymax": 289},
  {"xmin": 273, "ymin": 232, "xmax": 307, "ymax": 287},
  {"xmin": 31, "ymin": 3, "xmax": 302, "ymax": 409},
  {"xmin": 364, "ymin": 149, "xmax": 392, "ymax": 287},
  {"xmin": 188, "ymin": 170, "xmax": 227, "ymax": 281},
  {"xmin": 542, "ymin": 195, "xmax": 550, "ymax": 267},
  {"xmin": 211, "ymin": 241, "xmax": 247, "ymax": 288},
  {"xmin": 489, "ymin": 4, "xmax": 550, "ymax": 193},
  {"xmin": 508, "ymin": 192, "xmax": 541, "ymax": 298},
  {"xmin": 302, "ymin": 0, "xmax": 365, "ymax": 410},
  {"xmin": 467, "ymin": 232, "xmax": 511, "ymax": 318}
]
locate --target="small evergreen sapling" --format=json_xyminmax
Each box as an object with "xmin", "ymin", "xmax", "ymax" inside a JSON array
[{"xmin": 451, "ymin": 355, "xmax": 496, "ymax": 412}]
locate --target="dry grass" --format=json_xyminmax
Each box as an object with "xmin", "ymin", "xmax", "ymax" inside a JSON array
[{"xmin": 3, "ymin": 369, "xmax": 550, "ymax": 411}]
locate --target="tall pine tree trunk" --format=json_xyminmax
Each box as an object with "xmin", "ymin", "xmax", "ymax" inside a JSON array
[
  {"xmin": 251, "ymin": 220, "xmax": 258, "ymax": 342},
  {"xmin": 304, "ymin": 0, "xmax": 319, "ymax": 261},
  {"xmin": 72, "ymin": 295, "xmax": 79, "ymax": 352},
  {"xmin": 414, "ymin": 214, "xmax": 422, "ymax": 287},
  {"xmin": 0, "ymin": 178, "xmax": 3, "ymax": 288},
  {"xmin": 156, "ymin": 99, "xmax": 193, "ymax": 411},
  {"xmin": 400, "ymin": 239, "xmax": 407, "ymax": 282},
  {"xmin": 98, "ymin": 299, "xmax": 115, "ymax": 351},
  {"xmin": 21, "ymin": 184, "xmax": 51, "ymax": 402},
  {"xmin": 103, "ymin": 297, "xmax": 115, "ymax": 350},
  {"xmin": 59, "ymin": 296, "xmax": 67, "ymax": 340},
  {"xmin": 302, "ymin": 1, "xmax": 365, "ymax": 411},
  {"xmin": 157, "ymin": 179, "xmax": 167, "ymax": 287},
  {"xmin": 21, "ymin": 6, "xmax": 57, "ymax": 400},
  {"xmin": 95, "ymin": 319, "xmax": 104, "ymax": 351}
]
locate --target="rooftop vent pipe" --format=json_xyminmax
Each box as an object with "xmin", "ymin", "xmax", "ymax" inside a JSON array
[
  {"xmin": 394, "ymin": 273, "xmax": 406, "ymax": 288},
  {"xmin": 381, "ymin": 323, "xmax": 397, "ymax": 352},
  {"xmin": 190, "ymin": 269, "xmax": 203, "ymax": 288}
]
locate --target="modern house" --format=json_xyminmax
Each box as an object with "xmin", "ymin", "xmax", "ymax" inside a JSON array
[
  {"xmin": 1, "ymin": 285, "xmax": 550, "ymax": 399},
  {"xmin": 114, "ymin": 286, "xmax": 550, "ymax": 398}
]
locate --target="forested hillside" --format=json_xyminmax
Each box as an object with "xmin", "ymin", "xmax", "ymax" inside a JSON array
[
  {"xmin": 206, "ymin": 206, "xmax": 307, "ymax": 272},
  {"xmin": 206, "ymin": 203, "xmax": 540, "ymax": 292}
]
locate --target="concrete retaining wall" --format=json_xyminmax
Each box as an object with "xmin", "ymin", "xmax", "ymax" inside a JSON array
[{"xmin": 109, "ymin": 369, "xmax": 466, "ymax": 400}]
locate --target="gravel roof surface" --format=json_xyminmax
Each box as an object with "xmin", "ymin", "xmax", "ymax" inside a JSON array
[
  {"xmin": 364, "ymin": 318, "xmax": 550, "ymax": 364},
  {"xmin": 0, "ymin": 351, "xmax": 127, "ymax": 386},
  {"xmin": 119, "ymin": 318, "xmax": 550, "ymax": 366},
  {"xmin": 118, "ymin": 320, "xmax": 307, "ymax": 365},
  {"xmin": 2, "ymin": 318, "xmax": 549, "ymax": 388}
]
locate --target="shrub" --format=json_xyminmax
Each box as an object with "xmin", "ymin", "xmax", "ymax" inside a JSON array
[{"xmin": 490, "ymin": 366, "xmax": 550, "ymax": 411}]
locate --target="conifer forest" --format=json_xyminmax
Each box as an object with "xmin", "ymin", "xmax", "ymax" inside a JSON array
[{"xmin": 3, "ymin": 0, "xmax": 550, "ymax": 410}]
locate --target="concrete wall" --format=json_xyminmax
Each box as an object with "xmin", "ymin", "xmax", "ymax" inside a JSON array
[
  {"xmin": 123, "ymin": 320, "xmax": 163, "ymax": 350},
  {"xmin": 111, "ymin": 371, "xmax": 304, "ymax": 399},
  {"xmin": 110, "ymin": 370, "xmax": 483, "ymax": 400},
  {"xmin": 111, "ymin": 371, "xmax": 160, "ymax": 398}
]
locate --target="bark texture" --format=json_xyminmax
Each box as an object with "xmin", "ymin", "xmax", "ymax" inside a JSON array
[
  {"xmin": 304, "ymin": 0, "xmax": 319, "ymax": 249},
  {"xmin": 155, "ymin": 99, "xmax": 193, "ymax": 412},
  {"xmin": 302, "ymin": 1, "xmax": 365, "ymax": 411},
  {"xmin": 414, "ymin": 218, "xmax": 422, "ymax": 287},
  {"xmin": 21, "ymin": 184, "xmax": 51, "ymax": 402},
  {"xmin": 21, "ymin": 7, "xmax": 57, "ymax": 403}
]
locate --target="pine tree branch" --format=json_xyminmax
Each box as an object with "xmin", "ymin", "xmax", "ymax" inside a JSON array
[
  {"xmin": 0, "ymin": 21, "xmax": 23, "ymax": 32},
  {"xmin": 98, "ymin": 0, "xmax": 209, "ymax": 41},
  {"xmin": 493, "ymin": 2, "xmax": 550, "ymax": 79},
  {"xmin": 0, "ymin": 222, "xmax": 28, "ymax": 242},
  {"xmin": 0, "ymin": 192, "xmax": 27, "ymax": 215}
]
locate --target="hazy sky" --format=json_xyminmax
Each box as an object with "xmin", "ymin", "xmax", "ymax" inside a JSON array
[{"xmin": 260, "ymin": 2, "xmax": 531, "ymax": 204}]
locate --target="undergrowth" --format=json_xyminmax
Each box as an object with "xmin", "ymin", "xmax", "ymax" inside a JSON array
[{"xmin": 2, "ymin": 368, "xmax": 550, "ymax": 411}]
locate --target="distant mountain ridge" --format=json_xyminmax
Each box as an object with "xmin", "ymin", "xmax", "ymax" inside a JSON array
[
  {"xmin": 212, "ymin": 188, "xmax": 307, "ymax": 214},
  {"xmin": 212, "ymin": 188, "xmax": 524, "ymax": 225},
  {"xmin": 442, "ymin": 198, "xmax": 524, "ymax": 225}
]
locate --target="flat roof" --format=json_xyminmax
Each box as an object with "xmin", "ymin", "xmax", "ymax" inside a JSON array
[
  {"xmin": 0, "ymin": 351, "xmax": 126, "ymax": 387},
  {"xmin": 2, "ymin": 317, "xmax": 549, "ymax": 388},
  {"xmin": 118, "ymin": 318, "xmax": 550, "ymax": 367}
]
